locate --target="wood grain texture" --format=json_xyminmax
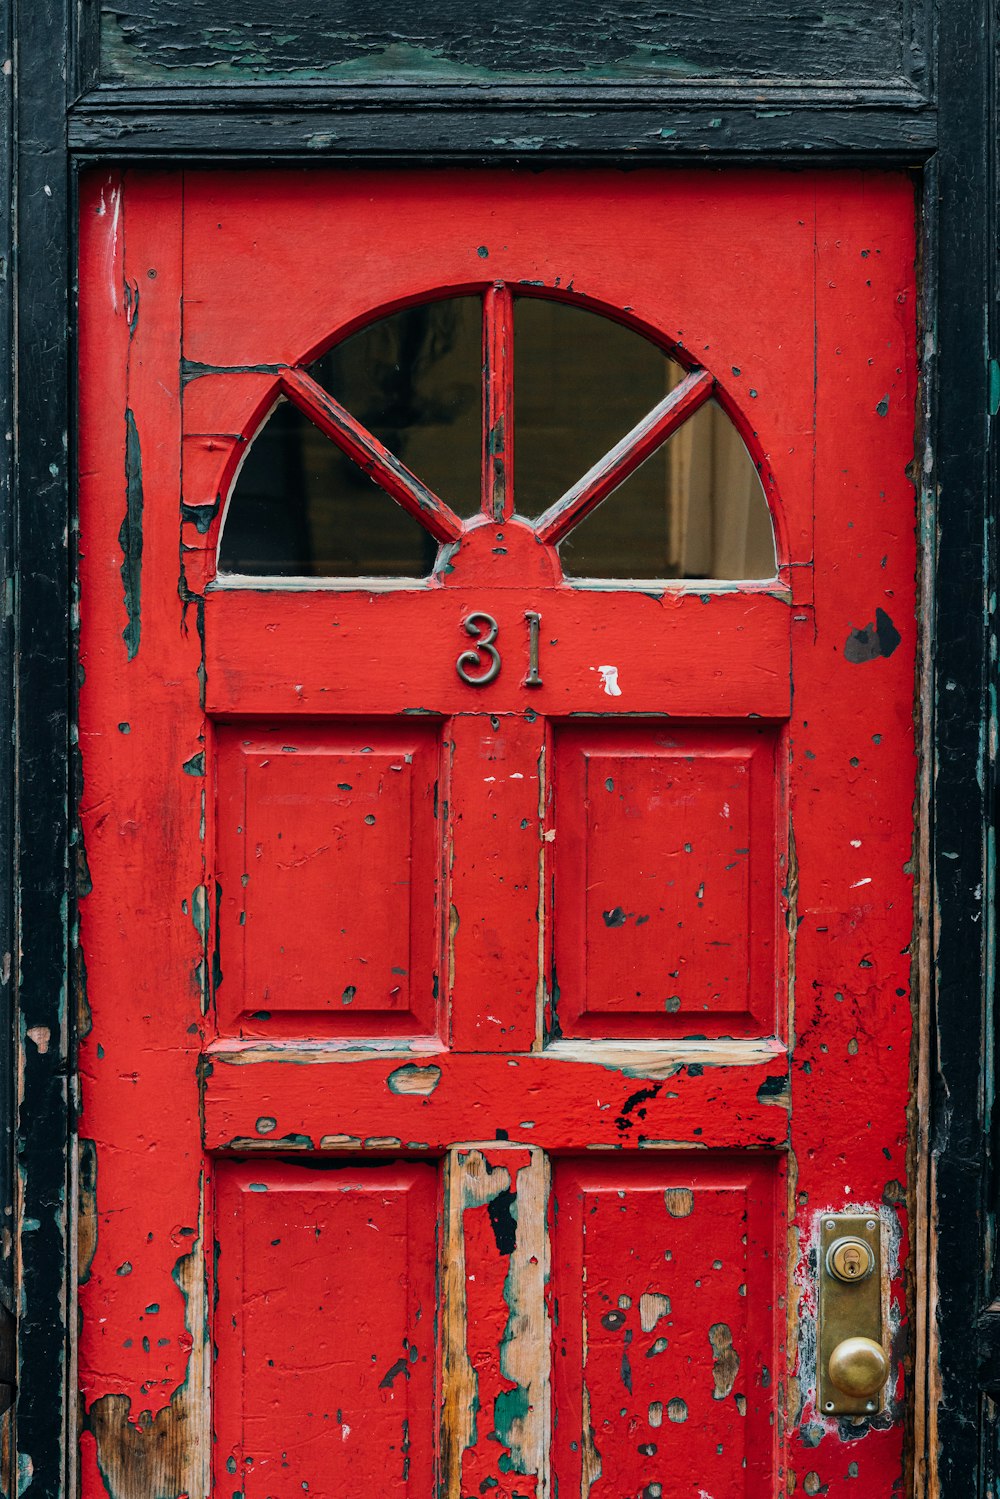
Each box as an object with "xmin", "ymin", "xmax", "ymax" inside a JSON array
[
  {"xmin": 67, "ymin": 94, "xmax": 940, "ymax": 164},
  {"xmin": 96, "ymin": 0, "xmax": 931, "ymax": 89},
  {"xmin": 441, "ymin": 1146, "xmax": 550, "ymax": 1499}
]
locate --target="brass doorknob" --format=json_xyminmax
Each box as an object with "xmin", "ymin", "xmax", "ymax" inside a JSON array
[{"xmin": 828, "ymin": 1336, "xmax": 889, "ymax": 1399}]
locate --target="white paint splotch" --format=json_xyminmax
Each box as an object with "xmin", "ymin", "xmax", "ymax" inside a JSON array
[{"xmin": 595, "ymin": 664, "xmax": 622, "ymax": 697}]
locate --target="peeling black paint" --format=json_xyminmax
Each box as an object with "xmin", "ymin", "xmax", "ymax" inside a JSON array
[
  {"xmin": 756, "ymin": 1072, "xmax": 790, "ymax": 1103},
  {"xmin": 379, "ymin": 1354, "xmax": 412, "ymax": 1389},
  {"xmin": 844, "ymin": 607, "xmax": 901, "ymax": 663},
  {"xmin": 97, "ymin": 0, "xmax": 929, "ymax": 87},
  {"xmin": 486, "ymin": 1186, "xmax": 517, "ymax": 1255},
  {"xmin": 180, "ymin": 358, "xmax": 284, "ymax": 385},
  {"xmin": 615, "ymin": 1082, "xmax": 663, "ymax": 1133},
  {"xmin": 119, "ymin": 409, "xmax": 144, "ymax": 661},
  {"xmin": 127, "ymin": 280, "xmax": 141, "ymax": 341},
  {"xmin": 180, "ymin": 495, "xmax": 221, "ymax": 534},
  {"xmin": 212, "ymin": 880, "xmax": 224, "ymax": 995},
  {"xmin": 621, "ymin": 1334, "xmax": 633, "ymax": 1393},
  {"xmin": 78, "ymin": 1139, "xmax": 98, "ymax": 1286}
]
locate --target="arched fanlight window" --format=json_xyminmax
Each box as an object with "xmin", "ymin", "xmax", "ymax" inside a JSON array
[{"xmin": 217, "ymin": 292, "xmax": 777, "ymax": 583}]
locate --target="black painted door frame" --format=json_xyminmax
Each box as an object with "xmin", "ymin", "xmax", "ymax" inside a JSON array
[{"xmin": 2, "ymin": 2, "xmax": 997, "ymax": 1494}]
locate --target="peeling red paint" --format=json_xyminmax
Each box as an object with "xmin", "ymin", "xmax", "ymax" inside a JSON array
[{"xmin": 77, "ymin": 169, "xmax": 917, "ymax": 1496}]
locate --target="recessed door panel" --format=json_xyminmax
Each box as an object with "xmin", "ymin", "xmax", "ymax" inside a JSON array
[
  {"xmin": 215, "ymin": 722, "xmax": 441, "ymax": 1036},
  {"xmin": 551, "ymin": 1157, "xmax": 781, "ymax": 1499},
  {"xmin": 550, "ymin": 724, "xmax": 780, "ymax": 1039},
  {"xmin": 214, "ymin": 1160, "xmax": 438, "ymax": 1497}
]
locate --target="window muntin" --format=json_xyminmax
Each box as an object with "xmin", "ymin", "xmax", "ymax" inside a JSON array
[{"xmin": 217, "ymin": 291, "xmax": 776, "ymax": 584}]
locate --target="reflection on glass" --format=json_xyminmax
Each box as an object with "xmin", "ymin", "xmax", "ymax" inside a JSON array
[
  {"xmin": 218, "ymin": 400, "xmax": 437, "ymax": 577},
  {"xmin": 559, "ymin": 397, "xmax": 776, "ymax": 581},
  {"xmin": 219, "ymin": 297, "xmax": 482, "ymax": 578},
  {"xmin": 312, "ymin": 298, "xmax": 482, "ymax": 518},
  {"xmin": 218, "ymin": 290, "xmax": 777, "ymax": 584},
  {"xmin": 513, "ymin": 295, "xmax": 679, "ymax": 517}
]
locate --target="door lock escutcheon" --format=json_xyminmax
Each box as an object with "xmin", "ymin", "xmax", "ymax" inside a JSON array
[{"xmin": 818, "ymin": 1214, "xmax": 889, "ymax": 1416}]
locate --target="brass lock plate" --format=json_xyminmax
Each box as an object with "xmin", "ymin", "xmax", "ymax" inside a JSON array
[{"xmin": 818, "ymin": 1213, "xmax": 884, "ymax": 1416}]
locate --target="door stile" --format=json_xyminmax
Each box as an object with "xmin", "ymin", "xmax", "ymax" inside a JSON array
[
  {"xmin": 78, "ymin": 172, "xmax": 213, "ymax": 1494},
  {"xmin": 440, "ymin": 1143, "xmax": 551, "ymax": 1499},
  {"xmin": 447, "ymin": 713, "xmax": 547, "ymax": 1052}
]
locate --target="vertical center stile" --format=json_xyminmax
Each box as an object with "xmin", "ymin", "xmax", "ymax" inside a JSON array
[
  {"xmin": 484, "ymin": 283, "xmax": 515, "ymax": 523},
  {"xmin": 440, "ymin": 1144, "xmax": 552, "ymax": 1499}
]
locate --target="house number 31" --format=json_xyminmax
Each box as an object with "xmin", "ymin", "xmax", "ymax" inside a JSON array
[{"xmin": 456, "ymin": 611, "xmax": 542, "ymax": 687}]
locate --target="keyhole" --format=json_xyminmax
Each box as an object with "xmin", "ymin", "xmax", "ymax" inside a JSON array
[{"xmin": 827, "ymin": 1237, "xmax": 874, "ymax": 1283}]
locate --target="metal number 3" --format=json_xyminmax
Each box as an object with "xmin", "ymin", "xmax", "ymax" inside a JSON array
[{"xmin": 456, "ymin": 612, "xmax": 501, "ymax": 686}]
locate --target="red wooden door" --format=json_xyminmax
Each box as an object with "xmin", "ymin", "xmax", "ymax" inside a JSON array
[{"xmin": 76, "ymin": 170, "xmax": 917, "ymax": 1498}]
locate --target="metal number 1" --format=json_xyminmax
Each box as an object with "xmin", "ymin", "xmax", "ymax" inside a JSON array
[
  {"xmin": 456, "ymin": 612, "xmax": 501, "ymax": 686},
  {"xmin": 524, "ymin": 611, "xmax": 543, "ymax": 686}
]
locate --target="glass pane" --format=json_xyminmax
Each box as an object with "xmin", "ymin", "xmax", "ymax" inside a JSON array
[
  {"xmin": 218, "ymin": 399, "xmax": 438, "ymax": 578},
  {"xmin": 559, "ymin": 399, "xmax": 777, "ymax": 581},
  {"xmin": 311, "ymin": 297, "xmax": 482, "ymax": 517},
  {"xmin": 513, "ymin": 296, "xmax": 680, "ymax": 516}
]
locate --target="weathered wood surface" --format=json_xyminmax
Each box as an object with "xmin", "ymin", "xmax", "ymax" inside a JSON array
[
  {"xmin": 202, "ymin": 1045, "xmax": 793, "ymax": 1151},
  {"xmin": 203, "ymin": 586, "xmax": 793, "ymax": 718},
  {"xmin": 78, "ymin": 173, "xmax": 211, "ymax": 1498},
  {"xmin": 931, "ymin": 3, "xmax": 999, "ymax": 1491},
  {"xmin": 76, "ymin": 170, "xmax": 918, "ymax": 1499},
  {"xmin": 440, "ymin": 1146, "xmax": 551, "ymax": 1498},
  {"xmin": 67, "ymin": 97, "xmax": 940, "ymax": 165},
  {"xmin": 552, "ymin": 1158, "xmax": 780, "ymax": 1498},
  {"xmin": 97, "ymin": 0, "xmax": 931, "ymax": 89},
  {"xmin": 11, "ymin": 0, "xmax": 73, "ymax": 1490},
  {"xmin": 214, "ymin": 1160, "xmax": 437, "ymax": 1496}
]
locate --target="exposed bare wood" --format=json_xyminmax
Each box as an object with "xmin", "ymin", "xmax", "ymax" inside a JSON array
[
  {"xmin": 441, "ymin": 1146, "xmax": 551, "ymax": 1498},
  {"xmin": 85, "ymin": 1231, "xmax": 209, "ymax": 1499}
]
